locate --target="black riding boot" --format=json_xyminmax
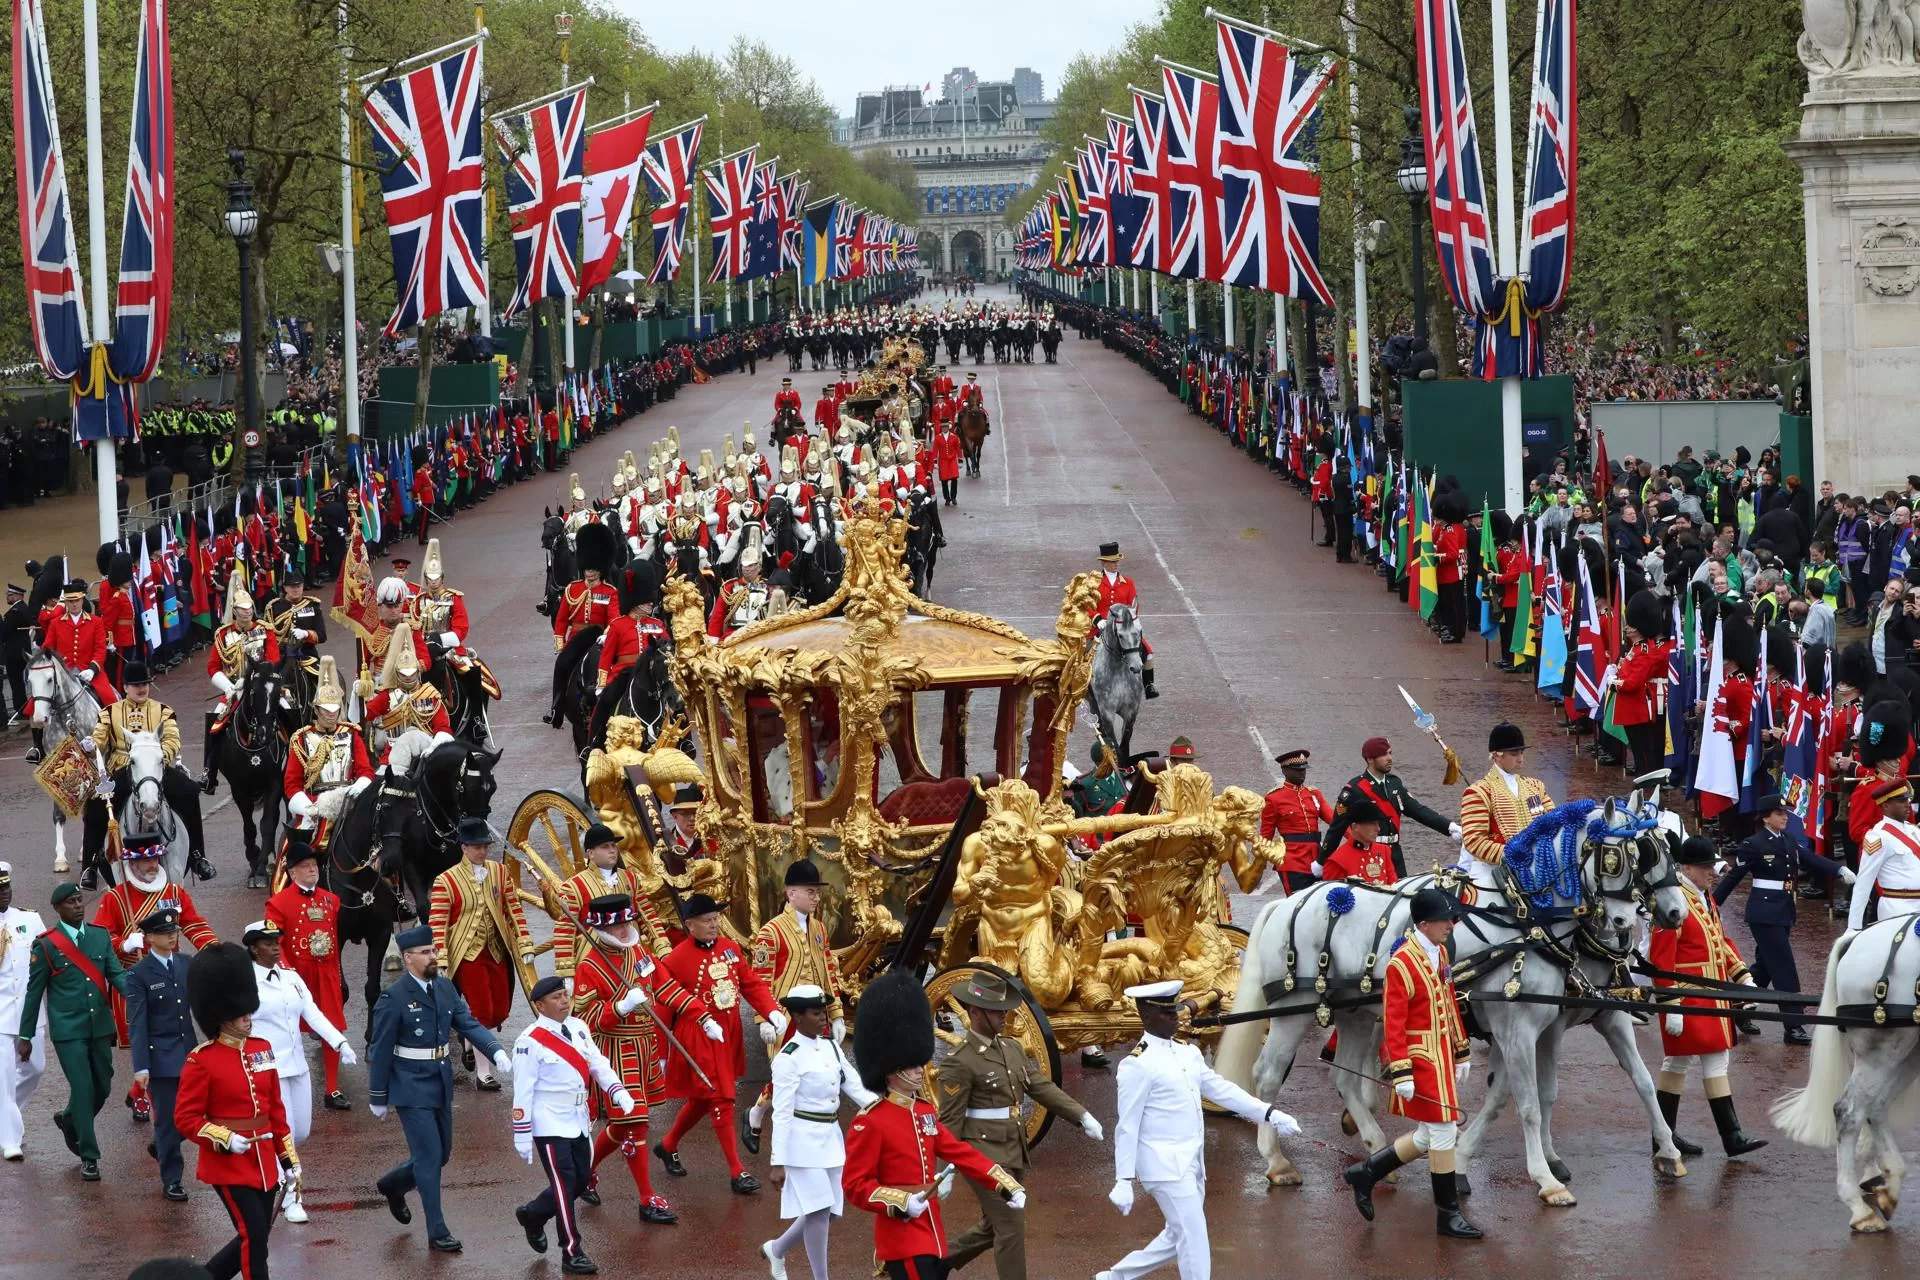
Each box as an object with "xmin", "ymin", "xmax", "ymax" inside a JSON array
[
  {"xmin": 1709, "ymin": 1094, "xmax": 1768, "ymax": 1156},
  {"xmin": 1343, "ymin": 1142, "xmax": 1409, "ymax": 1221},
  {"xmin": 1655, "ymin": 1089, "xmax": 1703, "ymax": 1157},
  {"xmin": 1142, "ymin": 665, "xmax": 1159, "ymax": 700},
  {"xmin": 200, "ymin": 712, "xmax": 220, "ymax": 795},
  {"xmin": 1431, "ymin": 1170, "xmax": 1482, "ymax": 1239}
]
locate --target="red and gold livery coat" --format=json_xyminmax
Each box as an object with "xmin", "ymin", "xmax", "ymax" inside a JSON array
[
  {"xmin": 749, "ymin": 906, "xmax": 845, "ymax": 1021},
  {"xmin": 1649, "ymin": 884, "xmax": 1748, "ymax": 1057},
  {"xmin": 571, "ymin": 943, "xmax": 709, "ymax": 1118},
  {"xmin": 660, "ymin": 936, "xmax": 779, "ymax": 1100},
  {"xmin": 1382, "ymin": 936, "xmax": 1469, "ymax": 1123}
]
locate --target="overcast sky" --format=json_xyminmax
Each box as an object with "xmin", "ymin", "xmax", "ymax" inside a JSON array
[{"xmin": 613, "ymin": 0, "xmax": 1163, "ymax": 117}]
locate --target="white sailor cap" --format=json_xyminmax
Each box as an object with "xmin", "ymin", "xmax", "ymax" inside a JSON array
[
  {"xmin": 781, "ymin": 983, "xmax": 829, "ymax": 1012},
  {"xmin": 1123, "ymin": 980, "xmax": 1184, "ymax": 1007}
]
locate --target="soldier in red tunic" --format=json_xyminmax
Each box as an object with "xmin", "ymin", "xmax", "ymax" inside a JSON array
[
  {"xmin": 934, "ymin": 423, "xmax": 962, "ymax": 507},
  {"xmin": 774, "ymin": 377, "xmax": 804, "ymax": 420},
  {"xmin": 548, "ymin": 522, "xmax": 621, "ymax": 728},
  {"xmin": 654, "ymin": 892, "xmax": 780, "ymax": 1193},
  {"xmin": 95, "ymin": 549, "xmax": 137, "ymax": 692},
  {"xmin": 1092, "ymin": 543, "xmax": 1157, "ymax": 699},
  {"xmin": 1342, "ymin": 887, "xmax": 1481, "ymax": 1239},
  {"xmin": 40, "ymin": 580, "xmax": 119, "ymax": 705},
  {"xmin": 176, "ymin": 942, "xmax": 299, "ymax": 1280},
  {"xmin": 571, "ymin": 892, "xmax": 723, "ymax": 1224},
  {"xmin": 1317, "ymin": 798, "xmax": 1397, "ymax": 886},
  {"xmin": 1651, "ymin": 834, "xmax": 1767, "ymax": 1158},
  {"xmin": 1610, "ymin": 591, "xmax": 1676, "ymax": 776},
  {"xmin": 1260, "ymin": 749, "xmax": 1333, "ymax": 893},
  {"xmin": 263, "ymin": 840, "xmax": 350, "ymax": 1109},
  {"xmin": 843, "ymin": 971, "xmax": 1024, "ymax": 1280}
]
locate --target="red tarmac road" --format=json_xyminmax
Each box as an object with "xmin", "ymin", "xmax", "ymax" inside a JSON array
[{"xmin": 0, "ymin": 286, "xmax": 1899, "ymax": 1277}]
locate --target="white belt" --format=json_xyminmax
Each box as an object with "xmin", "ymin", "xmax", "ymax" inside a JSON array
[
  {"xmin": 394, "ymin": 1045, "xmax": 448, "ymax": 1061},
  {"xmin": 965, "ymin": 1106, "xmax": 1013, "ymax": 1120},
  {"xmin": 1751, "ymin": 879, "xmax": 1788, "ymax": 891}
]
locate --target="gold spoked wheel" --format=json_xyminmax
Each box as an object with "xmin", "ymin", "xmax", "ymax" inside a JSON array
[
  {"xmin": 505, "ymin": 789, "xmax": 595, "ymax": 915},
  {"xmin": 924, "ymin": 962, "xmax": 1062, "ymax": 1149}
]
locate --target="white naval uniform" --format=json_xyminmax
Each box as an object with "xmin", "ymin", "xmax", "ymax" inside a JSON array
[
  {"xmin": 511, "ymin": 1014, "xmax": 625, "ymax": 1144},
  {"xmin": 1850, "ymin": 817, "xmax": 1920, "ymax": 932},
  {"xmin": 251, "ymin": 962, "xmax": 348, "ymax": 1147},
  {"xmin": 0, "ymin": 905, "xmax": 49, "ymax": 1154},
  {"xmin": 1106, "ymin": 1033, "xmax": 1273, "ymax": 1280},
  {"xmin": 769, "ymin": 1030, "xmax": 876, "ymax": 1218}
]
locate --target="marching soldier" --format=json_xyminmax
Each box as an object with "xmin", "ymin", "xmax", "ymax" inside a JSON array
[
  {"xmin": 1650, "ymin": 836, "xmax": 1768, "ymax": 1158},
  {"xmin": 760, "ymin": 982, "xmax": 877, "ymax": 1278},
  {"xmin": 1098, "ymin": 981, "xmax": 1297, "ymax": 1280},
  {"xmin": 1341, "ymin": 887, "xmax": 1482, "ymax": 1239},
  {"xmin": 656, "ymin": 892, "xmax": 781, "ymax": 1192},
  {"xmin": 124, "ymin": 907, "xmax": 194, "ymax": 1201},
  {"xmin": 0, "ymin": 863, "xmax": 49, "ymax": 1162},
  {"xmin": 571, "ymin": 893, "xmax": 722, "ymax": 1224},
  {"xmin": 744, "ymin": 860, "xmax": 846, "ymax": 1154},
  {"xmin": 201, "ymin": 571, "xmax": 280, "ymax": 795},
  {"xmin": 283, "ymin": 657, "xmax": 375, "ymax": 861},
  {"xmin": 1322, "ymin": 737, "xmax": 1462, "ymax": 880},
  {"xmin": 511, "ymin": 975, "xmax": 636, "ymax": 1275},
  {"xmin": 264, "ymin": 839, "xmax": 353, "ymax": 1109},
  {"xmin": 17, "ymin": 882, "xmax": 127, "ymax": 1181},
  {"xmin": 87, "ymin": 661, "xmax": 213, "ymax": 885},
  {"xmin": 242, "ymin": 918, "xmax": 356, "ymax": 1223},
  {"xmin": 1260, "ymin": 749, "xmax": 1332, "ymax": 893},
  {"xmin": 368, "ymin": 923, "xmax": 511, "ymax": 1253},
  {"xmin": 1455, "ymin": 723, "xmax": 1554, "ymax": 890},
  {"xmin": 1849, "ymin": 778, "xmax": 1920, "ymax": 932},
  {"xmin": 364, "ymin": 621, "xmax": 452, "ymax": 755},
  {"xmin": 939, "ymin": 971, "xmax": 1102, "ymax": 1279},
  {"xmin": 1612, "ymin": 592, "xmax": 1675, "ymax": 777},
  {"xmin": 846, "ymin": 971, "xmax": 1027, "ymax": 1280},
  {"xmin": 551, "ymin": 824, "xmax": 673, "ymax": 982},
  {"xmin": 428, "ymin": 817, "xmax": 534, "ymax": 1090},
  {"xmin": 1713, "ymin": 793, "xmax": 1854, "ymax": 1046},
  {"xmin": 1092, "ymin": 543, "xmax": 1157, "ymax": 699},
  {"xmin": 176, "ymin": 942, "xmax": 299, "ymax": 1279}
]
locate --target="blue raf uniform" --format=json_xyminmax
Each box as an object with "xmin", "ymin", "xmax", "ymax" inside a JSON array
[
  {"xmin": 368, "ymin": 924, "xmax": 509, "ymax": 1252},
  {"xmin": 1712, "ymin": 793, "xmax": 1850, "ymax": 1041},
  {"xmin": 123, "ymin": 909, "xmax": 196, "ymax": 1199}
]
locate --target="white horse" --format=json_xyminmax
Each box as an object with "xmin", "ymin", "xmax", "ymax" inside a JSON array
[
  {"xmin": 114, "ymin": 731, "xmax": 189, "ymax": 885},
  {"xmin": 1086, "ymin": 602, "xmax": 1144, "ymax": 761},
  {"xmin": 1772, "ymin": 916, "xmax": 1920, "ymax": 1232},
  {"xmin": 25, "ymin": 653, "xmax": 104, "ymax": 875},
  {"xmin": 1217, "ymin": 797, "xmax": 1690, "ymax": 1205}
]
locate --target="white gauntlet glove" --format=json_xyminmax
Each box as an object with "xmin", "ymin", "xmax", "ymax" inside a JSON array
[
  {"xmin": 903, "ymin": 1191, "xmax": 929, "ymax": 1220},
  {"xmin": 702, "ymin": 1017, "xmax": 726, "ymax": 1043},
  {"xmin": 1664, "ymin": 1014, "xmax": 1685, "ymax": 1038},
  {"xmin": 1007, "ymin": 1189, "xmax": 1027, "ymax": 1211},
  {"xmin": 1394, "ymin": 1079, "xmax": 1415, "ymax": 1102},
  {"xmin": 1108, "ymin": 1179, "xmax": 1134, "ymax": 1215}
]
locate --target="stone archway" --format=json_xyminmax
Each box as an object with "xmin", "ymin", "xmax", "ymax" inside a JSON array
[{"xmin": 951, "ymin": 230, "xmax": 985, "ymax": 277}]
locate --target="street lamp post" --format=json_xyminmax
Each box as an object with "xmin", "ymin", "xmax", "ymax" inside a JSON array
[
  {"xmin": 226, "ymin": 149, "xmax": 263, "ymax": 481},
  {"xmin": 1395, "ymin": 107, "xmax": 1430, "ymax": 344}
]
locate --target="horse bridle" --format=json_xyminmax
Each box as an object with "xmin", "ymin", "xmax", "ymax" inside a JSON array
[{"xmin": 29, "ymin": 656, "xmax": 92, "ymax": 724}]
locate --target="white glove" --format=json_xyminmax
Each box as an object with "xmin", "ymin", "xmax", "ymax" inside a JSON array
[
  {"xmin": 831, "ymin": 1017, "xmax": 846, "ymax": 1046},
  {"xmin": 289, "ymin": 792, "xmax": 315, "ymax": 819},
  {"xmin": 759, "ymin": 1020, "xmax": 781, "ymax": 1045},
  {"xmin": 227, "ymin": 1133, "xmax": 252, "ymax": 1155},
  {"xmin": 1080, "ymin": 1113, "xmax": 1104, "ymax": 1141},
  {"xmin": 348, "ymin": 776, "xmax": 373, "ymax": 796},
  {"xmin": 1712, "ymin": 859, "xmax": 1730, "ymax": 877},
  {"xmin": 771, "ymin": 1010, "xmax": 790, "ymax": 1040},
  {"xmin": 516, "ymin": 1138, "xmax": 534, "ymax": 1164},
  {"xmin": 81, "ymin": 667, "xmax": 97, "ymax": 682},
  {"xmin": 493, "ymin": 1049, "xmax": 512, "ymax": 1076},
  {"xmin": 1007, "ymin": 1189, "xmax": 1027, "ymax": 1211},
  {"xmin": 1394, "ymin": 1079, "xmax": 1415, "ymax": 1102},
  {"xmin": 337, "ymin": 1044, "xmax": 359, "ymax": 1067},
  {"xmin": 440, "ymin": 632, "xmax": 459, "ymax": 650},
  {"xmin": 936, "ymin": 1167, "xmax": 955, "ymax": 1199},
  {"xmin": 292, "ymin": 628, "xmax": 311, "ymax": 643},
  {"xmin": 1664, "ymin": 1014, "xmax": 1685, "ymax": 1037},
  {"xmin": 702, "ymin": 1017, "xmax": 726, "ymax": 1043},
  {"xmin": 1455, "ymin": 1060, "xmax": 1471, "ymax": 1086},
  {"xmin": 1264, "ymin": 1107, "xmax": 1301, "ymax": 1136},
  {"xmin": 1840, "ymin": 867, "xmax": 1858, "ymax": 885},
  {"xmin": 281, "ymin": 1163, "xmax": 303, "ymax": 1187},
  {"xmin": 616, "ymin": 987, "xmax": 649, "ymax": 1015},
  {"xmin": 122, "ymin": 931, "xmax": 145, "ymax": 955},
  {"xmin": 1309, "ymin": 861, "xmax": 1324, "ymax": 878},
  {"xmin": 211, "ymin": 671, "xmax": 235, "ymax": 697},
  {"xmin": 903, "ymin": 1191, "xmax": 929, "ymax": 1220},
  {"xmin": 371, "ymin": 1104, "xmax": 389, "ymax": 1120},
  {"xmin": 134, "ymin": 1070, "xmax": 150, "ymax": 1087},
  {"xmin": 1108, "ymin": 1179, "xmax": 1134, "ymax": 1215},
  {"xmin": 1448, "ymin": 821, "xmax": 1465, "ymax": 840},
  {"xmin": 614, "ymin": 1088, "xmax": 637, "ymax": 1115}
]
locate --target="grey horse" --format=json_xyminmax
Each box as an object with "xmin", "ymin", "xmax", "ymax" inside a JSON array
[{"xmin": 1086, "ymin": 602, "xmax": 1144, "ymax": 761}]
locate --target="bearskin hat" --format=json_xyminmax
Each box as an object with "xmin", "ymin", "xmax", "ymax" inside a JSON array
[
  {"xmin": 1488, "ymin": 510, "xmax": 1515, "ymax": 544},
  {"xmin": 1802, "ymin": 642, "xmax": 1830, "ymax": 697},
  {"xmin": 1837, "ymin": 642, "xmax": 1876, "ymax": 695},
  {"xmin": 188, "ymin": 942, "xmax": 261, "ymax": 1039},
  {"xmin": 622, "ymin": 560, "xmax": 662, "ymax": 612},
  {"xmin": 1625, "ymin": 590, "xmax": 1668, "ymax": 642},
  {"xmin": 574, "ymin": 520, "xmax": 620, "ymax": 579},
  {"xmin": 852, "ymin": 969, "xmax": 936, "ymax": 1095},
  {"xmin": 1719, "ymin": 613, "xmax": 1759, "ymax": 678},
  {"xmin": 29, "ymin": 555, "xmax": 67, "ymax": 612},
  {"xmin": 1766, "ymin": 623, "xmax": 1800, "ymax": 674},
  {"xmin": 1859, "ymin": 699, "xmax": 1912, "ymax": 768}
]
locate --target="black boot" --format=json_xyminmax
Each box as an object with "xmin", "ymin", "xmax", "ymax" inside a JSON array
[
  {"xmin": 1709, "ymin": 1095, "xmax": 1768, "ymax": 1156},
  {"xmin": 1343, "ymin": 1143, "xmax": 1409, "ymax": 1222},
  {"xmin": 1142, "ymin": 666, "xmax": 1159, "ymax": 700},
  {"xmin": 1431, "ymin": 1170, "xmax": 1482, "ymax": 1239},
  {"xmin": 200, "ymin": 713, "xmax": 220, "ymax": 795},
  {"xmin": 1655, "ymin": 1089, "xmax": 1704, "ymax": 1157}
]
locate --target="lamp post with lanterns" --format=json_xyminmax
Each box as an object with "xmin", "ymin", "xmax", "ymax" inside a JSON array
[
  {"xmin": 1396, "ymin": 105, "xmax": 1430, "ymax": 345},
  {"xmin": 226, "ymin": 148, "xmax": 264, "ymax": 480}
]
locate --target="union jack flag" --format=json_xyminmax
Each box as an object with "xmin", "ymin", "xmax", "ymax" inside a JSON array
[
  {"xmin": 13, "ymin": 0, "xmax": 89, "ymax": 383},
  {"xmin": 780, "ymin": 176, "xmax": 807, "ymax": 271},
  {"xmin": 1213, "ymin": 20, "xmax": 1335, "ymax": 303},
  {"xmin": 1075, "ymin": 142, "xmax": 1112, "ymax": 267},
  {"xmin": 1126, "ymin": 89, "xmax": 1171, "ymax": 273},
  {"xmin": 1573, "ymin": 546, "xmax": 1603, "ymax": 713},
  {"xmin": 1415, "ymin": 0, "xmax": 1497, "ymax": 326},
  {"xmin": 363, "ymin": 42, "xmax": 489, "ymax": 335},
  {"xmin": 703, "ymin": 146, "xmax": 756, "ymax": 282},
  {"xmin": 1159, "ymin": 63, "xmax": 1218, "ymax": 281},
  {"xmin": 1519, "ymin": 0, "xmax": 1577, "ymax": 315},
  {"xmin": 108, "ymin": 0, "xmax": 174, "ymax": 389},
  {"xmin": 492, "ymin": 85, "xmax": 587, "ymax": 318},
  {"xmin": 831, "ymin": 202, "xmax": 857, "ymax": 279},
  {"xmin": 641, "ymin": 119, "xmax": 703, "ymax": 283}
]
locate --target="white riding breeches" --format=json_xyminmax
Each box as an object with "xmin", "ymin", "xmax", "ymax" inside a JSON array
[
  {"xmin": 1661, "ymin": 1052, "xmax": 1730, "ymax": 1079},
  {"xmin": 1105, "ymin": 1177, "xmax": 1210, "ymax": 1280},
  {"xmin": 1411, "ymin": 1121, "xmax": 1459, "ymax": 1152}
]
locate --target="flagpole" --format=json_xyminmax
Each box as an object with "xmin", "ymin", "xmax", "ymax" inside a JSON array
[
  {"xmin": 558, "ymin": 21, "xmax": 575, "ymax": 380},
  {"xmin": 1344, "ymin": 0, "xmax": 1373, "ymax": 437},
  {"xmin": 339, "ymin": 1, "xmax": 361, "ymax": 451},
  {"xmin": 82, "ymin": 0, "xmax": 115, "ymax": 542},
  {"xmin": 623, "ymin": 86, "xmax": 634, "ymax": 282},
  {"xmin": 1489, "ymin": 0, "xmax": 1523, "ymax": 516},
  {"xmin": 473, "ymin": 6, "xmax": 491, "ymax": 340}
]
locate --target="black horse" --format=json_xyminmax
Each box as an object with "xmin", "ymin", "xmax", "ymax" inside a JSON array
[
  {"xmin": 215, "ymin": 657, "xmax": 296, "ymax": 888},
  {"xmin": 1040, "ymin": 324, "xmax": 1062, "ymax": 363},
  {"xmin": 538, "ymin": 512, "xmax": 576, "ymax": 620},
  {"xmin": 801, "ymin": 497, "xmax": 845, "ymax": 603},
  {"xmin": 586, "ymin": 643, "xmax": 682, "ymax": 752},
  {"xmin": 904, "ymin": 489, "xmax": 940, "ymax": 597},
  {"xmin": 426, "ymin": 641, "xmax": 499, "ymax": 746},
  {"xmin": 319, "ymin": 782, "xmax": 401, "ymax": 1019},
  {"xmin": 380, "ymin": 736, "xmax": 504, "ymax": 920}
]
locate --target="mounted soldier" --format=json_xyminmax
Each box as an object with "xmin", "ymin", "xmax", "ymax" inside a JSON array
[
  {"xmin": 283, "ymin": 657, "xmax": 374, "ymax": 853},
  {"xmin": 201, "ymin": 571, "xmax": 279, "ymax": 795},
  {"xmin": 548, "ymin": 522, "xmax": 621, "ymax": 730}
]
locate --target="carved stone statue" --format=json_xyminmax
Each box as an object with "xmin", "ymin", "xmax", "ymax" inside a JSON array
[{"xmin": 1801, "ymin": 0, "xmax": 1920, "ymax": 76}]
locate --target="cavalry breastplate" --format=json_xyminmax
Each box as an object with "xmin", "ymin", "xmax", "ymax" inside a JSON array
[
  {"xmin": 729, "ymin": 585, "xmax": 772, "ymax": 628},
  {"xmin": 416, "ymin": 595, "xmax": 453, "ymax": 631},
  {"xmin": 299, "ymin": 728, "xmax": 354, "ymax": 791}
]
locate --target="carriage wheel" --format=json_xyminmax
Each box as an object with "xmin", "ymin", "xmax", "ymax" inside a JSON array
[
  {"xmin": 923, "ymin": 962, "xmax": 1062, "ymax": 1150},
  {"xmin": 505, "ymin": 789, "xmax": 596, "ymax": 913},
  {"xmin": 1200, "ymin": 924, "xmax": 1253, "ymax": 1115}
]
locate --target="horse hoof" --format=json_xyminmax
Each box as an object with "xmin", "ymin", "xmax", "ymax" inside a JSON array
[
  {"xmin": 1873, "ymin": 1186, "xmax": 1899, "ymax": 1219},
  {"xmin": 1851, "ymin": 1208, "xmax": 1889, "ymax": 1233},
  {"xmin": 1654, "ymin": 1155, "xmax": 1688, "ymax": 1178},
  {"xmin": 1265, "ymin": 1168, "xmax": 1303, "ymax": 1188},
  {"xmin": 1339, "ymin": 1110, "xmax": 1358, "ymax": 1136},
  {"xmin": 1539, "ymin": 1185, "xmax": 1577, "ymax": 1207},
  {"xmin": 1547, "ymin": 1158, "xmax": 1573, "ymax": 1184},
  {"xmin": 52, "ymin": 856, "xmax": 68, "ymax": 873}
]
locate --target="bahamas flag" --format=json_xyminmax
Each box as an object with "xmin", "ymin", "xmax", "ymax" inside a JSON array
[{"xmin": 803, "ymin": 200, "xmax": 838, "ymax": 287}]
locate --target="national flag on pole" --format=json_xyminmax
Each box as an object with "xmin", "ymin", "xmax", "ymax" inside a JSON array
[
  {"xmin": 1413, "ymin": 0, "xmax": 1497, "ymax": 326},
  {"xmin": 1159, "ymin": 62, "xmax": 1218, "ymax": 281},
  {"xmin": 1665, "ymin": 597, "xmax": 1694, "ymax": 777},
  {"xmin": 831, "ymin": 201, "xmax": 859, "ymax": 280},
  {"xmin": 1694, "ymin": 617, "xmax": 1739, "ymax": 817},
  {"xmin": 362, "ymin": 39, "xmax": 489, "ymax": 334},
  {"xmin": 579, "ymin": 107, "xmax": 653, "ymax": 294},
  {"xmin": 1572, "ymin": 548, "xmax": 1603, "ymax": 710},
  {"xmin": 1125, "ymin": 87, "xmax": 1171, "ymax": 272},
  {"xmin": 1518, "ymin": 0, "xmax": 1577, "ymax": 316},
  {"xmin": 492, "ymin": 85, "xmax": 588, "ymax": 317},
  {"xmin": 703, "ymin": 147, "xmax": 756, "ymax": 282},
  {"xmin": 779, "ymin": 175, "xmax": 807, "ymax": 271},
  {"xmin": 135, "ymin": 537, "xmax": 161, "ymax": 649},
  {"xmin": 641, "ymin": 118, "xmax": 703, "ymax": 283},
  {"xmin": 1537, "ymin": 543, "xmax": 1567, "ymax": 690},
  {"xmin": 803, "ymin": 199, "xmax": 838, "ymax": 287},
  {"xmin": 13, "ymin": 0, "xmax": 89, "ymax": 388},
  {"xmin": 1075, "ymin": 142, "xmax": 1113, "ymax": 266},
  {"xmin": 107, "ymin": 0, "xmax": 175, "ymax": 392},
  {"xmin": 1412, "ymin": 477, "xmax": 1438, "ymax": 618},
  {"xmin": 1213, "ymin": 18, "xmax": 1336, "ymax": 302}
]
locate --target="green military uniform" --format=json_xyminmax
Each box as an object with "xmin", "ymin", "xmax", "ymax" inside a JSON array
[
  {"xmin": 1321, "ymin": 768, "xmax": 1455, "ymax": 881},
  {"xmin": 18, "ymin": 887, "xmax": 126, "ymax": 1165},
  {"xmin": 936, "ymin": 974, "xmax": 1093, "ymax": 1278}
]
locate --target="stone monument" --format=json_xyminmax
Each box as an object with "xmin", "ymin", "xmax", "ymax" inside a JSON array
[{"xmin": 1787, "ymin": 0, "xmax": 1920, "ymax": 494}]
